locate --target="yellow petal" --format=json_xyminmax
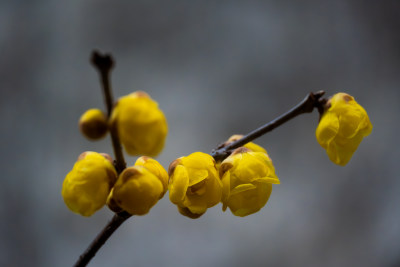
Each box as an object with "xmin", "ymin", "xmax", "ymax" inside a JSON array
[
  {"xmin": 181, "ymin": 152, "xmax": 214, "ymax": 169},
  {"xmin": 187, "ymin": 168, "xmax": 209, "ymax": 186},
  {"xmin": 228, "ymin": 183, "xmax": 272, "ymax": 217},
  {"xmin": 230, "ymin": 183, "xmax": 257, "ymax": 195},
  {"xmin": 169, "ymin": 165, "xmax": 189, "ymax": 204},
  {"xmin": 316, "ymin": 112, "xmax": 339, "ymax": 147},
  {"xmin": 221, "ymin": 171, "xmax": 231, "ymax": 203},
  {"xmin": 254, "ymin": 177, "xmax": 280, "ymax": 184}
]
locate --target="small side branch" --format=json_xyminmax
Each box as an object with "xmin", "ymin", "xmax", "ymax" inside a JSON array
[
  {"xmin": 91, "ymin": 51, "xmax": 126, "ymax": 173},
  {"xmin": 211, "ymin": 91, "xmax": 326, "ymax": 161}
]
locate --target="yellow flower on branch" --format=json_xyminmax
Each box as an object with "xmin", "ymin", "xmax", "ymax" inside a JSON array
[
  {"xmin": 316, "ymin": 92, "xmax": 372, "ymax": 166},
  {"xmin": 107, "ymin": 157, "xmax": 167, "ymax": 215},
  {"xmin": 110, "ymin": 91, "xmax": 168, "ymax": 157},
  {"xmin": 108, "ymin": 166, "xmax": 164, "ymax": 216},
  {"xmin": 134, "ymin": 156, "xmax": 169, "ymax": 198},
  {"xmin": 168, "ymin": 152, "xmax": 222, "ymax": 219},
  {"xmin": 62, "ymin": 152, "xmax": 117, "ymax": 217},
  {"xmin": 219, "ymin": 148, "xmax": 280, "ymax": 217}
]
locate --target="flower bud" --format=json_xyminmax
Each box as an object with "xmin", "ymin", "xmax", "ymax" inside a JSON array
[
  {"xmin": 219, "ymin": 147, "xmax": 280, "ymax": 217},
  {"xmin": 134, "ymin": 156, "xmax": 168, "ymax": 198},
  {"xmin": 110, "ymin": 91, "xmax": 168, "ymax": 157},
  {"xmin": 316, "ymin": 93, "xmax": 372, "ymax": 166},
  {"xmin": 62, "ymin": 152, "xmax": 117, "ymax": 216},
  {"xmin": 168, "ymin": 152, "xmax": 222, "ymax": 218},
  {"xmin": 79, "ymin": 109, "xmax": 108, "ymax": 140},
  {"xmin": 108, "ymin": 166, "xmax": 164, "ymax": 216}
]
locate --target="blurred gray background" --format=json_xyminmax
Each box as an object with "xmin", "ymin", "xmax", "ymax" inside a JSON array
[{"xmin": 1, "ymin": 1, "xmax": 399, "ymax": 267}]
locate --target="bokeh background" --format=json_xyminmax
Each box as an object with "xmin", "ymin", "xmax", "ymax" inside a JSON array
[{"xmin": 1, "ymin": 1, "xmax": 399, "ymax": 267}]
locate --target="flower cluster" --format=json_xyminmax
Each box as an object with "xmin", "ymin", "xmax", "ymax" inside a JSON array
[
  {"xmin": 63, "ymin": 90, "xmax": 372, "ymax": 220},
  {"xmin": 168, "ymin": 137, "xmax": 280, "ymax": 218},
  {"xmin": 62, "ymin": 91, "xmax": 168, "ymax": 217}
]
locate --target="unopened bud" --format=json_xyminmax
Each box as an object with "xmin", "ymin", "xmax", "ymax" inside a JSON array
[
  {"xmin": 109, "ymin": 166, "xmax": 164, "ymax": 216},
  {"xmin": 79, "ymin": 109, "xmax": 108, "ymax": 140},
  {"xmin": 109, "ymin": 91, "xmax": 168, "ymax": 157},
  {"xmin": 316, "ymin": 92, "xmax": 372, "ymax": 166},
  {"xmin": 134, "ymin": 156, "xmax": 168, "ymax": 198}
]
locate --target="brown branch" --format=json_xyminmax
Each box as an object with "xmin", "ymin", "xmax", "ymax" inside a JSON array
[
  {"xmin": 91, "ymin": 51, "xmax": 126, "ymax": 173},
  {"xmin": 211, "ymin": 91, "xmax": 326, "ymax": 161},
  {"xmin": 73, "ymin": 212, "xmax": 131, "ymax": 267}
]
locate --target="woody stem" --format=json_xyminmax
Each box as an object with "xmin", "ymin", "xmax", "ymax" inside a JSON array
[
  {"xmin": 73, "ymin": 212, "xmax": 131, "ymax": 267},
  {"xmin": 91, "ymin": 50, "xmax": 126, "ymax": 173},
  {"xmin": 211, "ymin": 91, "xmax": 326, "ymax": 161}
]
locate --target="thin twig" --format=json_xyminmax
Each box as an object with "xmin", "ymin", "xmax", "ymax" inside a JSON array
[
  {"xmin": 211, "ymin": 91, "xmax": 326, "ymax": 161},
  {"xmin": 91, "ymin": 51, "xmax": 126, "ymax": 173},
  {"xmin": 73, "ymin": 213, "xmax": 131, "ymax": 267}
]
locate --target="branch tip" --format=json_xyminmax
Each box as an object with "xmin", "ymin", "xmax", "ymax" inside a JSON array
[{"xmin": 91, "ymin": 50, "xmax": 114, "ymax": 73}]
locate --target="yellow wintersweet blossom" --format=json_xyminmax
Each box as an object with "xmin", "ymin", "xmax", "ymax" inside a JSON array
[
  {"xmin": 62, "ymin": 152, "xmax": 117, "ymax": 217},
  {"xmin": 316, "ymin": 92, "xmax": 372, "ymax": 166},
  {"xmin": 168, "ymin": 152, "xmax": 222, "ymax": 218},
  {"xmin": 109, "ymin": 165, "xmax": 164, "ymax": 216},
  {"xmin": 79, "ymin": 109, "xmax": 108, "ymax": 140},
  {"xmin": 108, "ymin": 157, "xmax": 167, "ymax": 215},
  {"xmin": 134, "ymin": 156, "xmax": 168, "ymax": 198},
  {"xmin": 219, "ymin": 148, "xmax": 280, "ymax": 217},
  {"xmin": 110, "ymin": 91, "xmax": 168, "ymax": 157}
]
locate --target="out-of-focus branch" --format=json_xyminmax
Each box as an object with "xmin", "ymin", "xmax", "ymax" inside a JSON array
[
  {"xmin": 211, "ymin": 91, "xmax": 326, "ymax": 161},
  {"xmin": 73, "ymin": 212, "xmax": 131, "ymax": 267}
]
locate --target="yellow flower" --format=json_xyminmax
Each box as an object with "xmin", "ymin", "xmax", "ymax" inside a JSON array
[
  {"xmin": 134, "ymin": 156, "xmax": 168, "ymax": 198},
  {"xmin": 62, "ymin": 152, "xmax": 117, "ymax": 217},
  {"xmin": 79, "ymin": 109, "xmax": 108, "ymax": 140},
  {"xmin": 168, "ymin": 152, "xmax": 222, "ymax": 218},
  {"xmin": 219, "ymin": 148, "xmax": 280, "ymax": 217},
  {"xmin": 316, "ymin": 93, "xmax": 372, "ymax": 166},
  {"xmin": 108, "ymin": 165, "xmax": 164, "ymax": 215},
  {"xmin": 110, "ymin": 91, "xmax": 168, "ymax": 157}
]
